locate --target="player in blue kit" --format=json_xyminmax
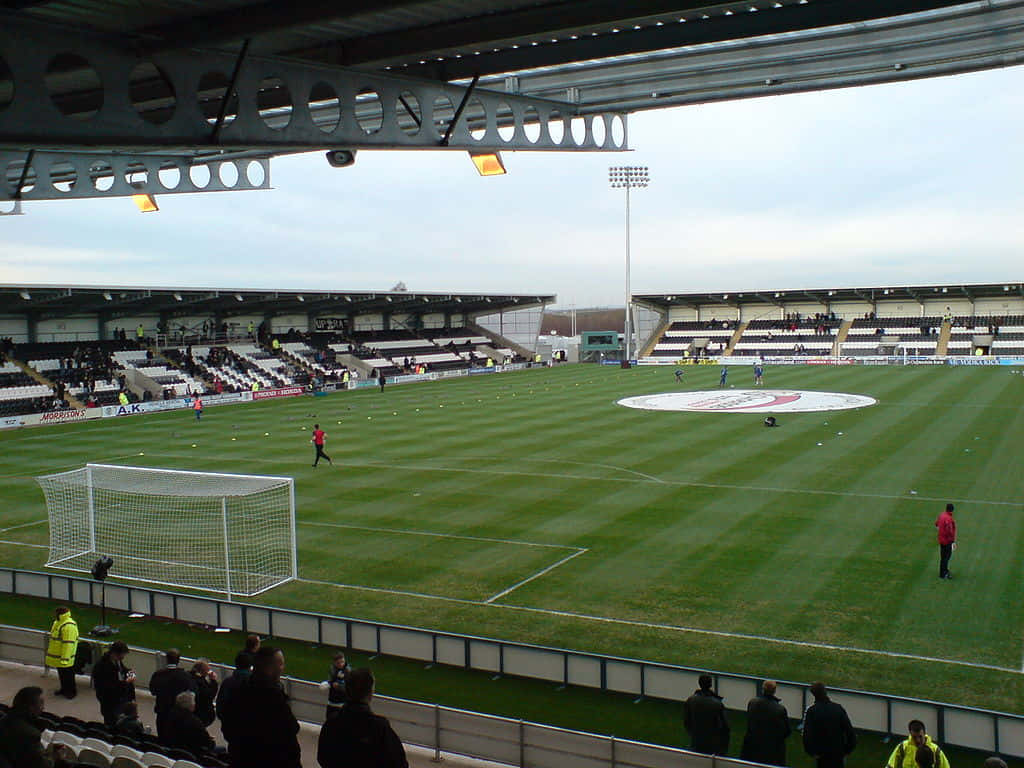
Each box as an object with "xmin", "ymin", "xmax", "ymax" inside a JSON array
[
  {"xmin": 754, "ymin": 363, "xmax": 764, "ymax": 386},
  {"xmin": 719, "ymin": 367, "xmax": 728, "ymax": 387}
]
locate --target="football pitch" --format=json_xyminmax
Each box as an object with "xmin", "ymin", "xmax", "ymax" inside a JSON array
[{"xmin": 1, "ymin": 363, "xmax": 1022, "ymax": 713}]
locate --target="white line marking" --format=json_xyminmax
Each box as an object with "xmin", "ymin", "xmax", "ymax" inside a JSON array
[
  {"xmin": 294, "ymin": 577, "xmax": 482, "ymax": 606},
  {"xmin": 485, "ymin": 602, "xmax": 1022, "ymax": 675},
  {"xmin": 298, "ymin": 521, "xmax": 579, "ymax": 550},
  {"xmin": 0, "ymin": 519, "xmax": 45, "ymax": 534},
  {"xmin": 145, "ymin": 451, "xmax": 1024, "ymax": 508},
  {"xmin": 484, "ymin": 548, "xmax": 588, "ymax": 604},
  {"xmin": 0, "ymin": 455, "xmax": 141, "ymax": 480},
  {"xmin": 1, "ymin": 534, "xmax": 1013, "ymax": 674},
  {"xmin": 0, "ymin": 540, "xmax": 47, "ymax": 549}
]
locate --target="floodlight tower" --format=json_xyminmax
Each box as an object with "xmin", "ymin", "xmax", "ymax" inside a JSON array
[{"xmin": 609, "ymin": 165, "xmax": 650, "ymax": 365}]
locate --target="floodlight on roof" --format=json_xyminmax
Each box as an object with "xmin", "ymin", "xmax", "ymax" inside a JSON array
[
  {"xmin": 235, "ymin": 293, "xmax": 243, "ymax": 301},
  {"xmin": 131, "ymin": 194, "xmax": 158, "ymax": 213},
  {"xmin": 297, "ymin": 295, "xmax": 304, "ymax": 302},
  {"xmin": 103, "ymin": 292, "xmax": 112, "ymax": 301},
  {"xmin": 19, "ymin": 291, "xmax": 30, "ymax": 300},
  {"xmin": 173, "ymin": 293, "xmax": 182, "ymax": 301},
  {"xmin": 469, "ymin": 151, "xmax": 507, "ymax": 176}
]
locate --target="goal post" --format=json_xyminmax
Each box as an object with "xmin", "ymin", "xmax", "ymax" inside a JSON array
[{"xmin": 37, "ymin": 464, "xmax": 297, "ymax": 599}]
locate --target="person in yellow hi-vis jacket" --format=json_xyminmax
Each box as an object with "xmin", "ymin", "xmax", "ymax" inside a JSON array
[{"xmin": 46, "ymin": 606, "xmax": 79, "ymax": 698}]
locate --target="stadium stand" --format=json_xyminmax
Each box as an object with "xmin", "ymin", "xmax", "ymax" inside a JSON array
[
  {"xmin": 841, "ymin": 316, "xmax": 941, "ymax": 356},
  {"xmin": 947, "ymin": 315, "xmax": 1024, "ymax": 356},
  {"xmin": 650, "ymin": 321, "xmax": 734, "ymax": 358},
  {"xmin": 732, "ymin": 317, "xmax": 839, "ymax": 358},
  {"xmin": 111, "ymin": 350, "xmax": 208, "ymax": 399}
]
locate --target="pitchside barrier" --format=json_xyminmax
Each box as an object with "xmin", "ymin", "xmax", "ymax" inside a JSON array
[
  {"xmin": 1, "ymin": 568, "xmax": 1020, "ymax": 758},
  {"xmin": 639, "ymin": 355, "xmax": 1024, "ymax": 366},
  {"xmin": 0, "ymin": 622, "xmax": 717, "ymax": 768}
]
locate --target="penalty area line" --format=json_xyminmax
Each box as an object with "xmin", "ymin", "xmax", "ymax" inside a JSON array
[
  {"xmin": 0, "ymin": 519, "xmax": 45, "ymax": 534},
  {"xmin": 484, "ymin": 548, "xmax": 588, "ymax": 604},
  {"xmin": 298, "ymin": 521, "xmax": 580, "ymax": 551}
]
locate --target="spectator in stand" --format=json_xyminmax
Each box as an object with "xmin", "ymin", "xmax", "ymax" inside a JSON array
[
  {"xmin": 92, "ymin": 639, "xmax": 136, "ymax": 726},
  {"xmin": 163, "ymin": 691, "xmax": 217, "ymax": 758},
  {"xmin": 886, "ymin": 720, "xmax": 950, "ymax": 768},
  {"xmin": 45, "ymin": 607, "xmax": 78, "ymax": 699},
  {"xmin": 740, "ymin": 680, "xmax": 790, "ymax": 766},
  {"xmin": 149, "ymin": 648, "xmax": 195, "ymax": 737},
  {"xmin": 317, "ymin": 668, "xmax": 408, "ymax": 768},
  {"xmin": 683, "ymin": 674, "xmax": 730, "ymax": 755},
  {"xmin": 323, "ymin": 651, "xmax": 350, "ymax": 720},
  {"xmin": 802, "ymin": 682, "xmax": 856, "ymax": 768},
  {"xmin": 0, "ymin": 686, "xmax": 76, "ymax": 768},
  {"xmin": 189, "ymin": 658, "xmax": 219, "ymax": 727},
  {"xmin": 216, "ymin": 651, "xmax": 253, "ymax": 729},
  {"xmin": 113, "ymin": 700, "xmax": 149, "ymax": 737},
  {"xmin": 223, "ymin": 645, "xmax": 302, "ymax": 768},
  {"xmin": 984, "ymin": 759, "xmax": 1008, "ymax": 768}
]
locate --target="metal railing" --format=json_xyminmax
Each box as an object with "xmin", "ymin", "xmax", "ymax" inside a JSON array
[{"xmin": 2, "ymin": 567, "xmax": 1020, "ymax": 759}]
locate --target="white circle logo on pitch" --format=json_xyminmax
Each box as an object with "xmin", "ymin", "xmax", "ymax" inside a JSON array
[{"xmin": 617, "ymin": 390, "xmax": 876, "ymax": 414}]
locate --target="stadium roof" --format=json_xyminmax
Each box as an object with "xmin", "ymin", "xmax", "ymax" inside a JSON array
[
  {"xmin": 635, "ymin": 282, "xmax": 1024, "ymax": 309},
  {"xmin": 0, "ymin": 284, "xmax": 553, "ymax": 319},
  {"xmin": 4, "ymin": 1, "xmax": 1023, "ymax": 202}
]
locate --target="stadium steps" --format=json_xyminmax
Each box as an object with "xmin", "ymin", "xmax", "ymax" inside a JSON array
[
  {"xmin": 13, "ymin": 358, "xmax": 85, "ymax": 409},
  {"xmin": 149, "ymin": 346, "xmax": 212, "ymax": 391},
  {"xmin": 638, "ymin": 317, "xmax": 672, "ymax": 357},
  {"xmin": 936, "ymin": 321, "xmax": 952, "ymax": 355},
  {"xmin": 724, "ymin": 322, "xmax": 747, "ymax": 356},
  {"xmin": 832, "ymin": 319, "xmax": 854, "ymax": 355}
]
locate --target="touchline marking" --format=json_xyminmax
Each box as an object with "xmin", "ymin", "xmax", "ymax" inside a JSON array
[
  {"xmin": 484, "ymin": 603, "xmax": 1021, "ymax": 675},
  {"xmin": 484, "ymin": 548, "xmax": 589, "ymax": 604},
  {"xmin": 298, "ymin": 521, "xmax": 579, "ymax": 550},
  {"xmin": 467, "ymin": 455, "xmax": 667, "ymax": 485},
  {"xmin": 0, "ymin": 519, "xmax": 45, "ymax": 534},
  {"xmin": 2, "ymin": 533, "xmax": 1012, "ymax": 674}
]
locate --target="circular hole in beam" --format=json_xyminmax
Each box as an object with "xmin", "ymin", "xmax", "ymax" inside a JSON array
[
  {"xmin": 257, "ymin": 76, "xmax": 292, "ymax": 130},
  {"xmin": 45, "ymin": 53, "xmax": 102, "ymax": 121},
  {"xmin": 49, "ymin": 160, "xmax": 77, "ymax": 193},
  {"xmin": 355, "ymin": 88, "xmax": 383, "ymax": 134},
  {"xmin": 396, "ymin": 91, "xmax": 421, "ymax": 136},
  {"xmin": 309, "ymin": 81, "xmax": 340, "ymax": 134},
  {"xmin": 89, "ymin": 161, "xmax": 113, "ymax": 192},
  {"xmin": 197, "ymin": 72, "xmax": 238, "ymax": 126},
  {"xmin": 129, "ymin": 61, "xmax": 176, "ymax": 125}
]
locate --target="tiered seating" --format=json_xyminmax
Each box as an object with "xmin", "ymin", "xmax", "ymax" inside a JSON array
[
  {"xmin": 112, "ymin": 351, "xmax": 207, "ymax": 397},
  {"xmin": 280, "ymin": 341, "xmax": 347, "ymax": 380},
  {"xmin": 328, "ymin": 341, "xmax": 402, "ymax": 377},
  {"xmin": 733, "ymin": 319, "xmax": 837, "ymax": 358},
  {"xmin": 651, "ymin": 321, "xmax": 734, "ymax": 358},
  {"xmin": 230, "ymin": 344, "xmax": 308, "ymax": 387},
  {"xmin": 842, "ymin": 317, "xmax": 940, "ymax": 356},
  {"xmin": 0, "ymin": 360, "xmax": 56, "ymax": 414},
  {"xmin": 189, "ymin": 347, "xmax": 272, "ymax": 392},
  {"xmin": 35, "ymin": 712, "xmax": 224, "ymax": 768},
  {"xmin": 948, "ymin": 315, "xmax": 1024, "ymax": 356}
]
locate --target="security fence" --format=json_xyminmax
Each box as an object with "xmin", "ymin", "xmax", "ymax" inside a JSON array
[{"xmin": 1, "ymin": 567, "xmax": 1020, "ymax": 759}]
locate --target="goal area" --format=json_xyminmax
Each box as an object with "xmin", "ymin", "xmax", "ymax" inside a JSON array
[{"xmin": 37, "ymin": 464, "xmax": 296, "ymax": 599}]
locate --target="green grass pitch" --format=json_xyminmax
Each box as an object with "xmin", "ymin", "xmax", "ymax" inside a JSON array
[{"xmin": 1, "ymin": 363, "xmax": 1022, "ymax": 713}]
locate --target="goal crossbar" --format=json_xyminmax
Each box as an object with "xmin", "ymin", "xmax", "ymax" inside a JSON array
[{"xmin": 38, "ymin": 464, "xmax": 297, "ymax": 599}]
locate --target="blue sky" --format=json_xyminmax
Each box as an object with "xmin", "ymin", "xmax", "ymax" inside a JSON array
[{"xmin": 2, "ymin": 64, "xmax": 1023, "ymax": 308}]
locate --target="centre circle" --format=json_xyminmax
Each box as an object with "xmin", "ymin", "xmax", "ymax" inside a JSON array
[{"xmin": 617, "ymin": 390, "xmax": 877, "ymax": 414}]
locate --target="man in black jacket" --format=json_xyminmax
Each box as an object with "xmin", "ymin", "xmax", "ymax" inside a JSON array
[
  {"xmin": 683, "ymin": 674, "xmax": 730, "ymax": 755},
  {"xmin": 317, "ymin": 668, "xmax": 408, "ymax": 768},
  {"xmin": 216, "ymin": 651, "xmax": 252, "ymax": 734},
  {"xmin": 148, "ymin": 649, "xmax": 194, "ymax": 738},
  {"xmin": 188, "ymin": 658, "xmax": 219, "ymax": 727},
  {"xmin": 222, "ymin": 646, "xmax": 301, "ymax": 768},
  {"xmin": 0, "ymin": 687, "xmax": 75, "ymax": 768},
  {"xmin": 802, "ymin": 682, "xmax": 857, "ymax": 768},
  {"xmin": 92, "ymin": 640, "xmax": 136, "ymax": 726},
  {"xmin": 741, "ymin": 680, "xmax": 791, "ymax": 766},
  {"xmin": 162, "ymin": 691, "xmax": 216, "ymax": 759}
]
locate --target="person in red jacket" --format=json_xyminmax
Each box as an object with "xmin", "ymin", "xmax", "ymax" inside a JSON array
[{"xmin": 935, "ymin": 503, "xmax": 957, "ymax": 580}]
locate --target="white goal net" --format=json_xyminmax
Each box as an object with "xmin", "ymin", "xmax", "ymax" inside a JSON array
[{"xmin": 37, "ymin": 464, "xmax": 296, "ymax": 599}]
